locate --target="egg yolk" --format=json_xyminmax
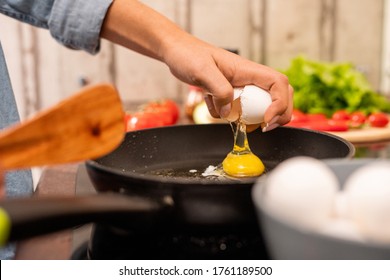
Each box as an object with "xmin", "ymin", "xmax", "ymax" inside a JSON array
[{"xmin": 222, "ymin": 120, "xmax": 265, "ymax": 177}]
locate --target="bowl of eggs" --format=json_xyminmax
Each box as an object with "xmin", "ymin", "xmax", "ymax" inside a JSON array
[{"xmin": 252, "ymin": 157, "xmax": 390, "ymax": 259}]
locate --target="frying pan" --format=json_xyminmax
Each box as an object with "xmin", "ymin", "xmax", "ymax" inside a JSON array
[
  {"xmin": 0, "ymin": 124, "xmax": 355, "ymax": 245},
  {"xmin": 85, "ymin": 124, "xmax": 355, "ymax": 230}
]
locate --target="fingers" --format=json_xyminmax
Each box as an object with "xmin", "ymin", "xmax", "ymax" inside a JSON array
[
  {"xmin": 203, "ymin": 67, "xmax": 293, "ymax": 132},
  {"xmin": 164, "ymin": 40, "xmax": 293, "ymax": 129},
  {"xmin": 194, "ymin": 63, "xmax": 234, "ymax": 119},
  {"xmin": 262, "ymin": 83, "xmax": 294, "ymax": 132},
  {"xmin": 230, "ymin": 62, "xmax": 293, "ymax": 132}
]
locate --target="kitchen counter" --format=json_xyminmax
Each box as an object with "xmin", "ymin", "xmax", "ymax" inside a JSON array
[
  {"xmin": 15, "ymin": 164, "xmax": 78, "ymax": 260},
  {"xmin": 13, "ymin": 138, "xmax": 390, "ymax": 260}
]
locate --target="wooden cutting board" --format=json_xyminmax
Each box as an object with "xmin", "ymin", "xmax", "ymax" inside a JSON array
[{"xmin": 330, "ymin": 124, "xmax": 390, "ymax": 144}]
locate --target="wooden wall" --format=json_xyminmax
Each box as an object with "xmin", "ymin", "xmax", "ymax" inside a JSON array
[{"xmin": 0, "ymin": 0, "xmax": 388, "ymax": 121}]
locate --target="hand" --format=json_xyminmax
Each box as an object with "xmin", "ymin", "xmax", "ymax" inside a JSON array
[
  {"xmin": 161, "ymin": 37, "xmax": 293, "ymax": 132},
  {"xmin": 101, "ymin": 0, "xmax": 293, "ymax": 132}
]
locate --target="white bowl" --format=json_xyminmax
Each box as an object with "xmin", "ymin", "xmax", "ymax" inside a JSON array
[{"xmin": 252, "ymin": 159, "xmax": 390, "ymax": 259}]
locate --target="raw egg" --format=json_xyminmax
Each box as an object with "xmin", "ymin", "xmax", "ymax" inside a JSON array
[
  {"xmin": 222, "ymin": 85, "xmax": 271, "ymax": 178},
  {"xmin": 222, "ymin": 121, "xmax": 265, "ymax": 177}
]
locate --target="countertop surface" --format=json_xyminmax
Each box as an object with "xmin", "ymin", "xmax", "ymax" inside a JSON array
[
  {"xmin": 15, "ymin": 164, "xmax": 78, "ymax": 260},
  {"xmin": 13, "ymin": 136, "xmax": 390, "ymax": 260}
]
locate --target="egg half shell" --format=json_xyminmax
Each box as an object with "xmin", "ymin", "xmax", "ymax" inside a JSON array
[{"xmin": 226, "ymin": 85, "xmax": 272, "ymax": 125}]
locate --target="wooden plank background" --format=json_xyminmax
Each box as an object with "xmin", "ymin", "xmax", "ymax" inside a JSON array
[{"xmin": 0, "ymin": 0, "xmax": 388, "ymax": 121}]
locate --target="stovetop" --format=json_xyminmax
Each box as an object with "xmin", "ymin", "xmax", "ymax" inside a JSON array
[{"xmin": 72, "ymin": 165, "xmax": 269, "ymax": 260}]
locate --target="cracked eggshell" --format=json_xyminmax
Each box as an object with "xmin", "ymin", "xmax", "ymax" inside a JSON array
[{"xmin": 226, "ymin": 85, "xmax": 272, "ymax": 125}]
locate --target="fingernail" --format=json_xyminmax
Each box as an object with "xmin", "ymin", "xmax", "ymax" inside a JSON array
[
  {"xmin": 220, "ymin": 104, "xmax": 231, "ymax": 119},
  {"xmin": 262, "ymin": 123, "xmax": 280, "ymax": 133},
  {"xmin": 269, "ymin": 115, "xmax": 280, "ymax": 125}
]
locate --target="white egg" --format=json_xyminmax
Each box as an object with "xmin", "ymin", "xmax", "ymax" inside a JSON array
[
  {"xmin": 344, "ymin": 161, "xmax": 390, "ymax": 243},
  {"xmin": 332, "ymin": 191, "xmax": 350, "ymax": 219},
  {"xmin": 319, "ymin": 218, "xmax": 365, "ymax": 242},
  {"xmin": 258, "ymin": 156, "xmax": 339, "ymax": 230},
  {"xmin": 226, "ymin": 85, "xmax": 272, "ymax": 125}
]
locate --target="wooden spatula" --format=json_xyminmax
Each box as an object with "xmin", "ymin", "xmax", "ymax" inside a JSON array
[{"xmin": 0, "ymin": 83, "xmax": 125, "ymax": 169}]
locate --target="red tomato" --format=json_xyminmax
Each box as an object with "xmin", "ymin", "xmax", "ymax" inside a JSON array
[
  {"xmin": 124, "ymin": 113, "xmax": 132, "ymax": 127},
  {"xmin": 332, "ymin": 110, "xmax": 350, "ymax": 121},
  {"xmin": 144, "ymin": 106, "xmax": 174, "ymax": 125},
  {"xmin": 306, "ymin": 113, "xmax": 327, "ymax": 122},
  {"xmin": 349, "ymin": 112, "xmax": 366, "ymax": 128},
  {"xmin": 144, "ymin": 99, "xmax": 180, "ymax": 125},
  {"xmin": 367, "ymin": 112, "xmax": 389, "ymax": 128},
  {"xmin": 163, "ymin": 99, "xmax": 180, "ymax": 123},
  {"xmin": 326, "ymin": 120, "xmax": 349, "ymax": 131},
  {"xmin": 287, "ymin": 119, "xmax": 349, "ymax": 132},
  {"xmin": 290, "ymin": 109, "xmax": 309, "ymax": 123},
  {"xmin": 125, "ymin": 112, "xmax": 165, "ymax": 131}
]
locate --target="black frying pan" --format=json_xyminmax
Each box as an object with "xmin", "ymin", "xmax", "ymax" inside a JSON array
[{"xmin": 0, "ymin": 124, "xmax": 354, "ymax": 244}]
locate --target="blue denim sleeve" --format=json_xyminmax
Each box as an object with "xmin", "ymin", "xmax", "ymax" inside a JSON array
[
  {"xmin": 0, "ymin": 42, "xmax": 34, "ymax": 260},
  {"xmin": 0, "ymin": 0, "xmax": 113, "ymax": 54}
]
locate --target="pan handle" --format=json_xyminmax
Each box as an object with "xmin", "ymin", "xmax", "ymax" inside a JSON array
[{"xmin": 0, "ymin": 193, "xmax": 171, "ymax": 246}]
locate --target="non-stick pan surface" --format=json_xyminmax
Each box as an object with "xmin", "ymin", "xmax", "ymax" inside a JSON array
[
  {"xmin": 86, "ymin": 124, "xmax": 355, "ymax": 231},
  {"xmin": 87, "ymin": 124, "xmax": 354, "ymax": 186}
]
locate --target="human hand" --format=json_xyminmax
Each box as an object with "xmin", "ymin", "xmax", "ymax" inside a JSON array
[
  {"xmin": 101, "ymin": 0, "xmax": 292, "ymax": 132},
  {"xmin": 161, "ymin": 36, "xmax": 293, "ymax": 132}
]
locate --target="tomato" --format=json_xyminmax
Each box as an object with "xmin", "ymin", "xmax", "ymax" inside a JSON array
[
  {"xmin": 144, "ymin": 99, "xmax": 180, "ymax": 125},
  {"xmin": 286, "ymin": 109, "xmax": 350, "ymax": 132},
  {"xmin": 144, "ymin": 106, "xmax": 174, "ymax": 125},
  {"xmin": 349, "ymin": 112, "xmax": 366, "ymax": 128},
  {"xmin": 306, "ymin": 113, "xmax": 327, "ymax": 122},
  {"xmin": 367, "ymin": 112, "xmax": 389, "ymax": 128},
  {"xmin": 332, "ymin": 110, "xmax": 350, "ymax": 121},
  {"xmin": 326, "ymin": 120, "xmax": 349, "ymax": 131},
  {"xmin": 290, "ymin": 109, "xmax": 309, "ymax": 123},
  {"xmin": 125, "ymin": 112, "xmax": 165, "ymax": 131},
  {"xmin": 163, "ymin": 99, "xmax": 180, "ymax": 123},
  {"xmin": 124, "ymin": 114, "xmax": 132, "ymax": 127},
  {"xmin": 287, "ymin": 117, "xmax": 349, "ymax": 132}
]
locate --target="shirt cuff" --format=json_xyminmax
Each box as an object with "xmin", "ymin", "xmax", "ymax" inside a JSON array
[{"xmin": 49, "ymin": 0, "xmax": 113, "ymax": 54}]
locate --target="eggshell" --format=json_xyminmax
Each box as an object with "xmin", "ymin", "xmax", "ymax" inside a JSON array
[
  {"xmin": 332, "ymin": 191, "xmax": 350, "ymax": 219},
  {"xmin": 226, "ymin": 85, "xmax": 272, "ymax": 125},
  {"xmin": 319, "ymin": 218, "xmax": 365, "ymax": 242},
  {"xmin": 344, "ymin": 161, "xmax": 390, "ymax": 243},
  {"xmin": 260, "ymin": 156, "xmax": 339, "ymax": 230},
  {"xmin": 225, "ymin": 88, "xmax": 244, "ymax": 122}
]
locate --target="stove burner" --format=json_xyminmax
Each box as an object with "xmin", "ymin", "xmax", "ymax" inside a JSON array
[
  {"xmin": 72, "ymin": 165, "xmax": 269, "ymax": 260},
  {"xmin": 80, "ymin": 224, "xmax": 269, "ymax": 260},
  {"xmin": 71, "ymin": 242, "xmax": 89, "ymax": 260}
]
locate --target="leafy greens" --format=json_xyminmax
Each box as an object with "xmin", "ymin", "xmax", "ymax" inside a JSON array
[{"xmin": 282, "ymin": 56, "xmax": 390, "ymax": 117}]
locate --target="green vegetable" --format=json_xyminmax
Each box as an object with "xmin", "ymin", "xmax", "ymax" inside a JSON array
[{"xmin": 282, "ymin": 56, "xmax": 390, "ymax": 116}]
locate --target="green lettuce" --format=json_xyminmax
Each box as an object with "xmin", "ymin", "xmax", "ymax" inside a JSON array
[{"xmin": 282, "ymin": 56, "xmax": 390, "ymax": 117}]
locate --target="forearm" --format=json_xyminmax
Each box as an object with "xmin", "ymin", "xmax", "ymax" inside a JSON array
[
  {"xmin": 100, "ymin": 0, "xmax": 292, "ymax": 126},
  {"xmin": 100, "ymin": 0, "xmax": 191, "ymax": 61}
]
